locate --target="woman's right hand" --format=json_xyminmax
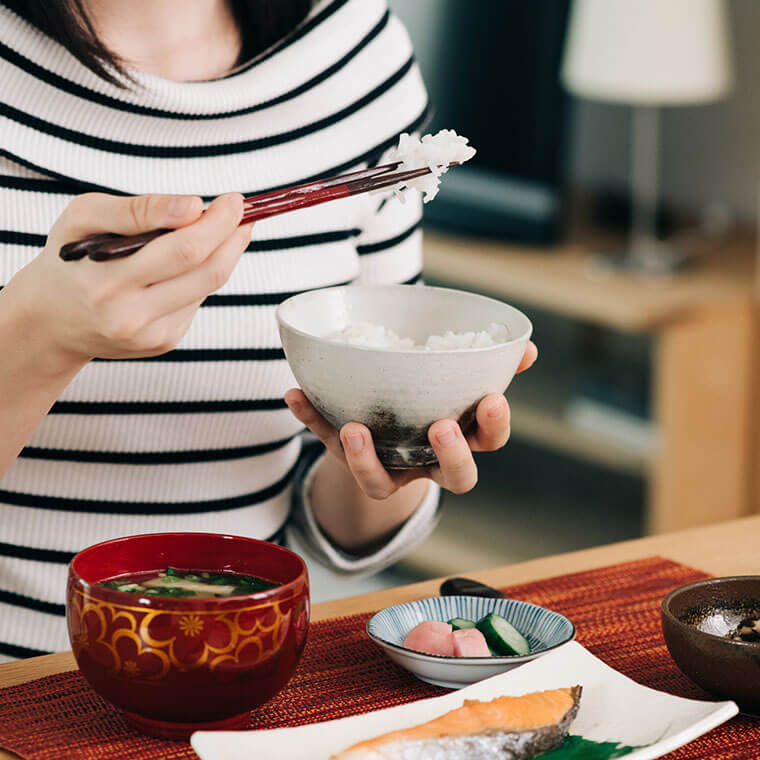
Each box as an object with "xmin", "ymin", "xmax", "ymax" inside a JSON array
[{"xmin": 5, "ymin": 192, "xmax": 251, "ymax": 369}]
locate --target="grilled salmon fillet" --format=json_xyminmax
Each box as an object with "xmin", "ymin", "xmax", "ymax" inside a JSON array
[{"xmin": 333, "ymin": 686, "xmax": 581, "ymax": 760}]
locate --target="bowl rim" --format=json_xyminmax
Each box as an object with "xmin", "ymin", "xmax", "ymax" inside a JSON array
[
  {"xmin": 68, "ymin": 532, "xmax": 309, "ymax": 608},
  {"xmin": 276, "ymin": 284, "xmax": 533, "ymax": 355},
  {"xmin": 366, "ymin": 595, "xmax": 576, "ymax": 664},
  {"xmin": 661, "ymin": 575, "xmax": 760, "ymax": 648}
]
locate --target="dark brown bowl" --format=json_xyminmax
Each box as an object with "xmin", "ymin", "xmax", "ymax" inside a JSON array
[{"xmin": 661, "ymin": 576, "xmax": 760, "ymax": 713}]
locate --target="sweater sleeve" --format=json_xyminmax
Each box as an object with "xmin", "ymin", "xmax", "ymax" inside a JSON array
[{"xmin": 287, "ymin": 439, "xmax": 441, "ymax": 575}]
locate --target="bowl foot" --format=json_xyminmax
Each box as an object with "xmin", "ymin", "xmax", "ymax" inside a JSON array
[
  {"xmin": 376, "ymin": 444, "xmax": 437, "ymax": 469},
  {"xmin": 124, "ymin": 710, "xmax": 249, "ymax": 740}
]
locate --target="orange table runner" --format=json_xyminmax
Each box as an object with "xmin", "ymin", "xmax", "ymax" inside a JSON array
[{"xmin": 0, "ymin": 557, "xmax": 757, "ymax": 759}]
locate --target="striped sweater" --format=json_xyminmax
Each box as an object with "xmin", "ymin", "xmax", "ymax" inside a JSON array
[{"xmin": 0, "ymin": 0, "xmax": 441, "ymax": 661}]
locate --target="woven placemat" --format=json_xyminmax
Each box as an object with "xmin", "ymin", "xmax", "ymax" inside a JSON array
[{"xmin": 0, "ymin": 556, "xmax": 757, "ymax": 759}]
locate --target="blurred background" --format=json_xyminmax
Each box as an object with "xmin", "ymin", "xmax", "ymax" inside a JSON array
[{"xmin": 309, "ymin": 0, "xmax": 760, "ymax": 601}]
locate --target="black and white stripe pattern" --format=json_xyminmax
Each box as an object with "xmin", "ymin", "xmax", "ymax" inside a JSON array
[{"xmin": 0, "ymin": 0, "xmax": 432, "ymax": 660}]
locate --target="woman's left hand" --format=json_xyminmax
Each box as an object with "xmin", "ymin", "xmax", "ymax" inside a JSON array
[{"xmin": 284, "ymin": 341, "xmax": 538, "ymax": 500}]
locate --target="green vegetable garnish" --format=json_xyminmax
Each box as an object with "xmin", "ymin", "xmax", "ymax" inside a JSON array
[
  {"xmin": 538, "ymin": 736, "xmax": 639, "ymax": 759},
  {"xmin": 97, "ymin": 568, "xmax": 279, "ymax": 598}
]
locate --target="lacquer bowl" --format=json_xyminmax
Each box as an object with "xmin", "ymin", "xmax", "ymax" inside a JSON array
[
  {"xmin": 277, "ymin": 284, "xmax": 532, "ymax": 469},
  {"xmin": 662, "ymin": 576, "xmax": 760, "ymax": 714},
  {"xmin": 66, "ymin": 533, "xmax": 309, "ymax": 740}
]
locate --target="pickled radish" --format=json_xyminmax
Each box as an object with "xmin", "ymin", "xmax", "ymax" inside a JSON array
[
  {"xmin": 452, "ymin": 628, "xmax": 490, "ymax": 657},
  {"xmin": 402, "ymin": 621, "xmax": 454, "ymax": 656}
]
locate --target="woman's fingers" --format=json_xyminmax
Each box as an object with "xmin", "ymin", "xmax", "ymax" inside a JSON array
[
  {"xmin": 428, "ymin": 420, "xmax": 478, "ymax": 494},
  {"xmin": 54, "ymin": 192, "xmax": 204, "ymax": 243},
  {"xmin": 339, "ymin": 422, "xmax": 398, "ymax": 501},
  {"xmin": 463, "ymin": 343, "xmax": 534, "ymax": 451},
  {"xmin": 516, "ymin": 341, "xmax": 538, "ymax": 373},
  {"xmin": 114, "ymin": 299, "xmax": 203, "ymax": 359},
  {"xmin": 466, "ymin": 393, "xmax": 511, "ymax": 452},
  {"xmin": 284, "ymin": 392, "xmax": 421, "ymax": 499},
  {"xmin": 143, "ymin": 221, "xmax": 252, "ymax": 319},
  {"xmin": 284, "ymin": 389, "xmax": 344, "ymax": 461},
  {"xmin": 127, "ymin": 193, "xmax": 245, "ymax": 286}
]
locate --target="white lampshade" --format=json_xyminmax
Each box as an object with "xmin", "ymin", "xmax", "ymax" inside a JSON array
[{"xmin": 561, "ymin": 0, "xmax": 734, "ymax": 105}]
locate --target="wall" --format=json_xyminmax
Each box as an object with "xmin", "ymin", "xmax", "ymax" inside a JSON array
[{"xmin": 387, "ymin": 0, "xmax": 445, "ymax": 93}]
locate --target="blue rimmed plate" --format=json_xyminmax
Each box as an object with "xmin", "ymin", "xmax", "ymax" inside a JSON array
[{"xmin": 366, "ymin": 595, "xmax": 575, "ymax": 688}]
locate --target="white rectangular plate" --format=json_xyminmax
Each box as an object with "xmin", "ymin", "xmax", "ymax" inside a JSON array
[{"xmin": 191, "ymin": 641, "xmax": 737, "ymax": 760}]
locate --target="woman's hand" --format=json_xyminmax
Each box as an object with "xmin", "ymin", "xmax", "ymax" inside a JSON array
[
  {"xmin": 5, "ymin": 191, "xmax": 251, "ymax": 371},
  {"xmin": 285, "ymin": 341, "xmax": 538, "ymax": 500}
]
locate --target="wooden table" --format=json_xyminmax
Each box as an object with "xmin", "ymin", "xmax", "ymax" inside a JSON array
[
  {"xmin": 423, "ymin": 229, "xmax": 759, "ymax": 534},
  {"xmin": 2, "ymin": 515, "xmax": 759, "ymax": 760}
]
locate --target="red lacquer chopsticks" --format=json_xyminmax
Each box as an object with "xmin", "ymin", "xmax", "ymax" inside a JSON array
[{"xmin": 59, "ymin": 161, "xmax": 455, "ymax": 262}]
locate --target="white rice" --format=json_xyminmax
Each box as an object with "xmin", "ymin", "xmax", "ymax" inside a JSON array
[
  {"xmin": 327, "ymin": 322, "xmax": 509, "ymax": 350},
  {"xmin": 382, "ymin": 129, "xmax": 476, "ymax": 203}
]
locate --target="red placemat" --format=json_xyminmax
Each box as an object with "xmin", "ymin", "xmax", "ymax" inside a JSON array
[{"xmin": 0, "ymin": 556, "xmax": 757, "ymax": 759}]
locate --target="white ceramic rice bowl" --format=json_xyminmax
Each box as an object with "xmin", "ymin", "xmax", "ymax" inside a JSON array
[{"xmin": 276, "ymin": 285, "xmax": 532, "ymax": 468}]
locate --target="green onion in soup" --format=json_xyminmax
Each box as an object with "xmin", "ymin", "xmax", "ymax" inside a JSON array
[{"xmin": 98, "ymin": 568, "xmax": 278, "ymax": 598}]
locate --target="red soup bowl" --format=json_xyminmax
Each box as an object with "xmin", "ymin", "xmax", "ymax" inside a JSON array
[{"xmin": 66, "ymin": 533, "xmax": 309, "ymax": 740}]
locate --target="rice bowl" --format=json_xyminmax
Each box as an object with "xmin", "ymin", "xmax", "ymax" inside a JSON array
[{"xmin": 276, "ymin": 285, "xmax": 531, "ymax": 468}]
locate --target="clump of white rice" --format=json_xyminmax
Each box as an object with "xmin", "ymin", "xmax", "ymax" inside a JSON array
[
  {"xmin": 383, "ymin": 129, "xmax": 476, "ymax": 203},
  {"xmin": 327, "ymin": 322, "xmax": 508, "ymax": 350}
]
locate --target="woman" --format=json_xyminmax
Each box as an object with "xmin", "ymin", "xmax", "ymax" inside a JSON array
[{"xmin": 0, "ymin": 0, "xmax": 536, "ymax": 660}]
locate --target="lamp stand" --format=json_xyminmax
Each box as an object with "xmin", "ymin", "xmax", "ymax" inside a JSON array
[
  {"xmin": 591, "ymin": 105, "xmax": 686, "ymax": 275},
  {"xmin": 630, "ymin": 105, "xmax": 660, "ymax": 264}
]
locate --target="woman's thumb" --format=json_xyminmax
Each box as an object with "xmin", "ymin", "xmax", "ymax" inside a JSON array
[{"xmin": 57, "ymin": 192, "xmax": 204, "ymax": 240}]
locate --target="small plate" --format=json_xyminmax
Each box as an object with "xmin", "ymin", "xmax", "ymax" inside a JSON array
[
  {"xmin": 366, "ymin": 595, "xmax": 575, "ymax": 688},
  {"xmin": 191, "ymin": 642, "xmax": 738, "ymax": 760}
]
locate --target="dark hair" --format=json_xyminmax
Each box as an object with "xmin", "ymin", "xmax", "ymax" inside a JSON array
[{"xmin": 2, "ymin": 0, "xmax": 312, "ymax": 86}]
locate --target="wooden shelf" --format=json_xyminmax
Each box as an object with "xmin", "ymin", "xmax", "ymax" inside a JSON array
[
  {"xmin": 422, "ymin": 229, "xmax": 755, "ymax": 332},
  {"xmin": 421, "ymin": 226, "xmax": 751, "ymax": 476},
  {"xmin": 507, "ymin": 374, "xmax": 652, "ymax": 476},
  {"xmin": 509, "ymin": 400, "xmax": 651, "ymax": 477},
  {"xmin": 421, "ymin": 226, "xmax": 759, "ymax": 534}
]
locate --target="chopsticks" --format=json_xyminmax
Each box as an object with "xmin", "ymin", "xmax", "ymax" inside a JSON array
[{"xmin": 59, "ymin": 161, "xmax": 456, "ymax": 262}]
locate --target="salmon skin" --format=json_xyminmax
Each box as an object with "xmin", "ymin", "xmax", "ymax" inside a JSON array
[{"xmin": 333, "ymin": 686, "xmax": 581, "ymax": 760}]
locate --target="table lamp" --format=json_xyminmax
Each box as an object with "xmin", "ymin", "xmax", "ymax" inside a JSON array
[{"xmin": 561, "ymin": 0, "xmax": 734, "ymax": 273}]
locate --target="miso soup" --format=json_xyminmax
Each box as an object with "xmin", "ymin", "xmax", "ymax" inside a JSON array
[{"xmin": 98, "ymin": 567, "xmax": 279, "ymax": 598}]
